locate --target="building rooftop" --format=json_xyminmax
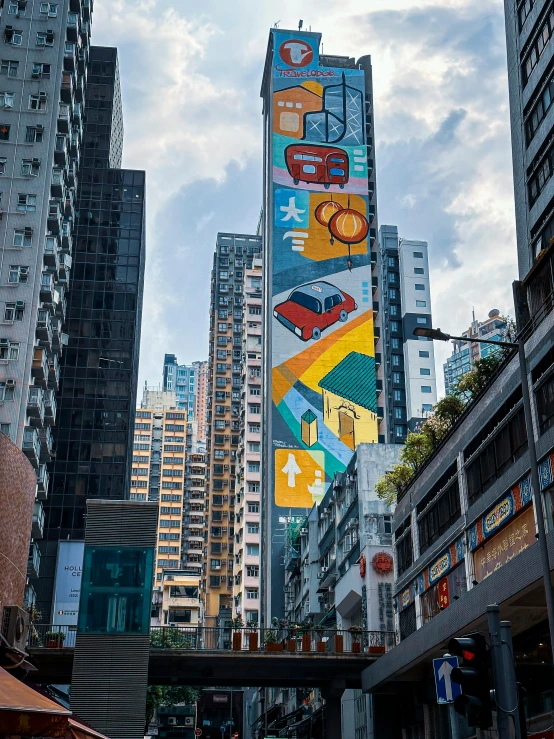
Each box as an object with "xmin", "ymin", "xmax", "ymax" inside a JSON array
[{"xmin": 318, "ymin": 352, "xmax": 377, "ymax": 412}]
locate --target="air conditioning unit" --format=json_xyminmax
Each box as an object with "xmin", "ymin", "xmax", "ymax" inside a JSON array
[
  {"xmin": 3, "ymin": 605, "xmax": 29, "ymax": 651},
  {"xmin": 168, "ymin": 717, "xmax": 177, "ymax": 726},
  {"xmin": 184, "ymin": 717, "xmax": 194, "ymax": 727},
  {"xmin": 321, "ymin": 566, "xmax": 328, "ymax": 573},
  {"xmin": 5, "ymin": 379, "xmax": 15, "ymax": 388},
  {"xmin": 0, "ymin": 339, "xmax": 9, "ymax": 347},
  {"xmin": 301, "ymin": 528, "xmax": 308, "ymax": 535},
  {"xmin": 15, "ymin": 301, "xmax": 24, "ymax": 309}
]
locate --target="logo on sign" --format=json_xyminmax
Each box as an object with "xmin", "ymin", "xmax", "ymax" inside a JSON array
[
  {"xmin": 372, "ymin": 551, "xmax": 394, "ymax": 576},
  {"xmin": 429, "ymin": 551, "xmax": 451, "ymax": 585},
  {"xmin": 400, "ymin": 589, "xmax": 411, "ymax": 609},
  {"xmin": 279, "ymin": 39, "xmax": 314, "ymax": 68},
  {"xmin": 483, "ymin": 495, "xmax": 514, "ymax": 536}
]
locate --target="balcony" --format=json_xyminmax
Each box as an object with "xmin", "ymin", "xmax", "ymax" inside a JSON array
[
  {"xmin": 38, "ymin": 427, "xmax": 54, "ymax": 462},
  {"xmin": 32, "ymin": 500, "xmax": 45, "ymax": 539},
  {"xmin": 51, "ymin": 168, "xmax": 64, "ymax": 198},
  {"xmin": 40, "ymin": 272, "xmax": 55, "ymax": 304},
  {"xmin": 58, "ymin": 253, "xmax": 72, "ymax": 283},
  {"xmin": 27, "ymin": 386, "xmax": 45, "ymax": 426},
  {"xmin": 67, "ymin": 12, "xmax": 79, "ymax": 42},
  {"xmin": 23, "ymin": 427, "xmax": 41, "ymax": 468},
  {"xmin": 54, "ymin": 136, "xmax": 68, "ymax": 166},
  {"xmin": 60, "ymin": 221, "xmax": 73, "ymax": 252},
  {"xmin": 44, "ymin": 389, "xmax": 56, "ymax": 425},
  {"xmin": 36, "ymin": 464, "xmax": 49, "ymax": 500},
  {"xmin": 32, "ymin": 347, "xmax": 48, "ymax": 386},
  {"xmin": 63, "ymin": 189, "xmax": 75, "ymax": 219},
  {"xmin": 48, "ymin": 355, "xmax": 60, "ymax": 391},
  {"xmin": 43, "ymin": 235, "xmax": 60, "ymax": 270},
  {"xmin": 61, "ymin": 71, "xmax": 75, "ymax": 104},
  {"xmin": 28, "ymin": 542, "xmax": 41, "ymax": 578},
  {"xmin": 64, "ymin": 42, "xmax": 76, "ymax": 71},
  {"xmin": 57, "ymin": 103, "xmax": 70, "ymax": 134}
]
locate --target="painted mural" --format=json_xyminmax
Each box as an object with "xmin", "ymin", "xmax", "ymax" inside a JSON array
[{"xmin": 270, "ymin": 31, "xmax": 378, "ymax": 510}]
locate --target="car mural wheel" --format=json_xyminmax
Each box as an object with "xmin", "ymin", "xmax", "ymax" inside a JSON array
[
  {"xmin": 339, "ymin": 184, "xmax": 345, "ymax": 189},
  {"xmin": 324, "ymin": 183, "xmax": 330, "ymax": 190},
  {"xmin": 312, "ymin": 327, "xmax": 321, "ymax": 340},
  {"xmin": 339, "ymin": 309, "xmax": 348, "ymax": 322},
  {"xmin": 293, "ymin": 178, "xmax": 299, "ymax": 185}
]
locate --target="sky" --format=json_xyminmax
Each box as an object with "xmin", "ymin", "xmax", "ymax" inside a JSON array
[{"xmin": 92, "ymin": 0, "xmax": 517, "ymax": 397}]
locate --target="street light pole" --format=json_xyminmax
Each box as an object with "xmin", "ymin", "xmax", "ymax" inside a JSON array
[{"xmin": 414, "ymin": 326, "xmax": 554, "ymax": 662}]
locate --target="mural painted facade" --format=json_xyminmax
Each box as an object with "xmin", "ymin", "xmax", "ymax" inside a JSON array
[{"xmin": 268, "ymin": 31, "xmax": 378, "ymax": 518}]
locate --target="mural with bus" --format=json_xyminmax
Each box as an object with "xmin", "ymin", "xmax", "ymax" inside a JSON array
[{"xmin": 269, "ymin": 30, "xmax": 378, "ymax": 511}]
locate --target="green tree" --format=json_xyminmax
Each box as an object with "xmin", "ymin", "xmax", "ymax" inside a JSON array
[
  {"xmin": 455, "ymin": 354, "xmax": 503, "ymax": 399},
  {"xmin": 400, "ymin": 431, "xmax": 433, "ymax": 472},
  {"xmin": 150, "ymin": 628, "xmax": 194, "ymax": 649},
  {"xmin": 145, "ymin": 686, "xmax": 201, "ymax": 731},
  {"xmin": 375, "ymin": 463, "xmax": 413, "ymax": 505}
]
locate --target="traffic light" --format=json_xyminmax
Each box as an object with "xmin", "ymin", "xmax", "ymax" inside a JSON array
[{"xmin": 448, "ymin": 633, "xmax": 493, "ymax": 729}]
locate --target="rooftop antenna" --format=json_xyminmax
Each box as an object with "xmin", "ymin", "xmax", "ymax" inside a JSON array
[
  {"xmin": 273, "ymin": 20, "xmax": 280, "ymax": 28},
  {"xmin": 298, "ymin": 19, "xmax": 303, "ymax": 31}
]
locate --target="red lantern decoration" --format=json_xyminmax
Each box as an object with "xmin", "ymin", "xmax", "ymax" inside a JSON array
[
  {"xmin": 314, "ymin": 199, "xmax": 343, "ymax": 227},
  {"xmin": 359, "ymin": 554, "xmax": 366, "ymax": 578},
  {"xmin": 328, "ymin": 208, "xmax": 369, "ymax": 246}
]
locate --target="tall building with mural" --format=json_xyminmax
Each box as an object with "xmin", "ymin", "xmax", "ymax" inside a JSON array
[
  {"xmin": 261, "ymin": 30, "xmax": 383, "ymax": 620},
  {"xmin": 204, "ymin": 232, "xmax": 263, "ymax": 623}
]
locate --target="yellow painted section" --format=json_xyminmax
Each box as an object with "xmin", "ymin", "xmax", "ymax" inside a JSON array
[
  {"xmin": 275, "ymin": 449, "xmax": 326, "ymax": 507},
  {"xmin": 321, "ymin": 388, "xmax": 379, "ymax": 445}
]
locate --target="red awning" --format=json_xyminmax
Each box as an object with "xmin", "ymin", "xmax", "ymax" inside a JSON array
[{"xmin": 0, "ymin": 665, "xmax": 70, "ymax": 737}]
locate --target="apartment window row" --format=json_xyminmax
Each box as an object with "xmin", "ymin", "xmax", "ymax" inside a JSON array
[
  {"xmin": 417, "ymin": 477, "xmax": 461, "ymax": 555},
  {"xmin": 159, "ymin": 533, "xmax": 180, "ymax": 541},
  {"xmin": 136, "ymin": 410, "xmax": 151, "ymax": 419},
  {"xmin": 133, "ymin": 443, "xmax": 149, "ymax": 451},
  {"xmin": 162, "ymin": 456, "xmax": 183, "ymax": 465},
  {"xmin": 135, "ymin": 423, "xmax": 151, "ymax": 430},
  {"xmin": 4, "ymin": 301, "xmax": 24, "ymax": 321},
  {"xmin": 131, "ymin": 480, "xmax": 147, "ymax": 488},
  {"xmin": 160, "ymin": 506, "xmax": 181, "ymax": 515},
  {"xmin": 526, "ymin": 66, "xmax": 554, "ymax": 145},
  {"xmin": 132, "ymin": 455, "xmax": 148, "ymax": 463},
  {"xmin": 7, "ymin": 2, "xmax": 58, "ymax": 17},
  {"xmin": 519, "ymin": 0, "xmax": 536, "ymax": 30},
  {"xmin": 528, "ymin": 138, "xmax": 554, "ymax": 204},
  {"xmin": 159, "ymin": 520, "xmax": 181, "ymax": 528},
  {"xmin": 164, "ymin": 444, "xmax": 184, "ymax": 452},
  {"xmin": 131, "ymin": 468, "xmax": 148, "ymax": 476},
  {"xmin": 158, "ymin": 546, "xmax": 179, "ymax": 555},
  {"xmin": 396, "ymin": 528, "xmax": 413, "ymax": 577},
  {"xmin": 522, "ymin": 6, "xmax": 554, "ymax": 86},
  {"xmin": 162, "ymin": 481, "xmax": 182, "ymax": 489}
]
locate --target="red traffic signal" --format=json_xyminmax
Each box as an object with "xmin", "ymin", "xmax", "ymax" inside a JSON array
[{"xmin": 448, "ymin": 633, "xmax": 492, "ymax": 729}]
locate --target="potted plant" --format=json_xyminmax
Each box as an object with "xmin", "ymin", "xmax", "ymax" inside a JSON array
[
  {"xmin": 349, "ymin": 625, "xmax": 363, "ymax": 654},
  {"xmin": 298, "ymin": 620, "xmax": 312, "ymax": 653},
  {"xmin": 314, "ymin": 624, "xmax": 326, "ymax": 653},
  {"xmin": 45, "ymin": 630, "xmax": 66, "ymax": 649},
  {"xmin": 334, "ymin": 631, "xmax": 344, "ymax": 654},
  {"xmin": 247, "ymin": 622, "xmax": 259, "ymax": 652},
  {"xmin": 285, "ymin": 621, "xmax": 297, "ymax": 652},
  {"xmin": 263, "ymin": 628, "xmax": 283, "ymax": 653},
  {"xmin": 230, "ymin": 616, "xmax": 243, "ymax": 651},
  {"xmin": 368, "ymin": 637, "xmax": 386, "ymax": 655}
]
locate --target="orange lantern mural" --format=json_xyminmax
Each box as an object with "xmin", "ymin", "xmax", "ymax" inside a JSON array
[
  {"xmin": 327, "ymin": 198, "xmax": 369, "ymax": 270},
  {"xmin": 314, "ymin": 199, "xmax": 343, "ymax": 227}
]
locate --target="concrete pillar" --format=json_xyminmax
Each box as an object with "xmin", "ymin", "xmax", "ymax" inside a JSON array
[{"xmin": 322, "ymin": 680, "xmax": 346, "ymax": 738}]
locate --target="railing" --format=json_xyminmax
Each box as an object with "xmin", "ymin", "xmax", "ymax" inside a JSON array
[{"xmin": 28, "ymin": 626, "xmax": 396, "ymax": 655}]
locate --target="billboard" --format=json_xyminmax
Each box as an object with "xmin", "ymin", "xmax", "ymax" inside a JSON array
[
  {"xmin": 264, "ymin": 30, "xmax": 378, "ymax": 616},
  {"xmin": 52, "ymin": 540, "xmax": 84, "ymax": 627}
]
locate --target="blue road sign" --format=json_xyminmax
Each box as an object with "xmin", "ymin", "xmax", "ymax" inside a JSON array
[{"xmin": 433, "ymin": 656, "xmax": 462, "ymax": 704}]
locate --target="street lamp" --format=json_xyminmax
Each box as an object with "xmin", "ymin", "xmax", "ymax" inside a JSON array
[{"xmin": 414, "ymin": 325, "xmax": 554, "ymax": 662}]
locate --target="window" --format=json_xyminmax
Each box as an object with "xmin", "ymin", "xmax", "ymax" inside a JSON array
[
  {"xmin": 392, "ymin": 354, "xmax": 401, "ymax": 366},
  {"xmin": 522, "ymin": 12, "xmax": 554, "ymax": 86},
  {"xmin": 248, "ymin": 442, "xmax": 260, "ymax": 452},
  {"xmin": 0, "ymin": 423, "xmax": 10, "ymax": 437},
  {"xmin": 246, "ymin": 544, "xmax": 259, "ymax": 556},
  {"xmin": 422, "ymin": 404, "xmax": 433, "ymax": 413},
  {"xmin": 388, "ymin": 256, "xmax": 397, "ymax": 267},
  {"xmin": 519, "ymin": 0, "xmax": 535, "ymax": 29},
  {"xmin": 414, "ymin": 267, "xmax": 424, "ymax": 274},
  {"xmin": 0, "ymin": 380, "xmax": 15, "ymax": 400},
  {"xmin": 168, "ymin": 609, "xmax": 192, "ymax": 623},
  {"xmin": 13, "ymin": 229, "xmax": 32, "ymax": 247},
  {"xmin": 0, "ymin": 340, "xmax": 19, "ymax": 360},
  {"xmin": 4, "ymin": 29, "xmax": 23, "ymax": 46},
  {"xmin": 29, "ymin": 93, "xmax": 47, "ymax": 111},
  {"xmin": 389, "ymin": 288, "xmax": 399, "ymax": 299},
  {"xmin": 421, "ymin": 386, "xmax": 432, "ymax": 393},
  {"xmin": 248, "ymin": 482, "xmax": 260, "ymax": 493},
  {"xmin": 390, "ymin": 304, "xmax": 399, "ymax": 316},
  {"xmin": 383, "ymin": 515, "xmax": 392, "ymax": 534},
  {"xmin": 247, "ymin": 503, "xmax": 259, "ymax": 513},
  {"xmin": 396, "ymin": 528, "xmax": 413, "ymax": 576},
  {"xmin": 17, "ymin": 194, "xmax": 36, "ymax": 212},
  {"xmin": 248, "ymin": 404, "xmax": 261, "ymax": 414},
  {"xmin": 418, "ymin": 479, "xmax": 461, "ymax": 555},
  {"xmin": 0, "ymin": 60, "xmax": 17, "ymax": 77},
  {"xmin": 526, "ymin": 69, "xmax": 554, "ymax": 145},
  {"xmin": 247, "ymin": 523, "xmax": 259, "ymax": 534},
  {"xmin": 8, "ymin": 0, "xmax": 26, "ymax": 13},
  {"xmin": 413, "ymin": 251, "xmax": 423, "ymax": 258},
  {"xmin": 249, "ymin": 306, "xmax": 261, "ymax": 315},
  {"xmin": 393, "ymin": 372, "xmax": 402, "ymax": 384},
  {"xmin": 246, "ymin": 588, "xmax": 259, "ymax": 599},
  {"xmin": 210, "ymin": 559, "xmax": 222, "ymax": 570},
  {"xmin": 420, "ymin": 368, "xmax": 431, "ymax": 376},
  {"xmin": 246, "ymin": 565, "xmax": 259, "ymax": 577},
  {"xmin": 21, "ymin": 159, "xmax": 40, "ymax": 177},
  {"xmin": 394, "ymin": 407, "xmax": 403, "ymax": 419},
  {"xmin": 419, "ymin": 350, "xmax": 430, "ymax": 358},
  {"xmin": 416, "ymin": 300, "xmax": 427, "ymax": 307},
  {"xmin": 0, "ymin": 92, "xmax": 14, "ymax": 109},
  {"xmin": 393, "ymin": 389, "xmax": 404, "ymax": 401},
  {"xmin": 209, "ymin": 576, "xmax": 221, "ymax": 587},
  {"xmin": 4, "ymin": 302, "xmax": 24, "ymax": 321},
  {"xmin": 8, "ymin": 265, "xmax": 28, "ymax": 283},
  {"xmin": 415, "ymin": 284, "xmax": 425, "ymax": 291},
  {"xmin": 416, "ymin": 316, "xmax": 427, "ymax": 324},
  {"xmin": 249, "ymin": 424, "xmax": 260, "ymax": 433},
  {"xmin": 250, "ymin": 387, "xmax": 261, "ymax": 395},
  {"xmin": 248, "ymin": 462, "xmax": 260, "ymax": 473},
  {"xmin": 32, "ymin": 63, "xmax": 51, "ymax": 80},
  {"xmin": 25, "ymin": 126, "xmax": 43, "ymax": 144},
  {"xmin": 391, "ymin": 321, "xmax": 400, "ymax": 332},
  {"xmin": 39, "ymin": 2, "xmax": 58, "ymax": 16},
  {"xmin": 0, "ymin": 124, "xmax": 10, "ymax": 141},
  {"xmin": 36, "ymin": 30, "xmax": 54, "ymax": 47}
]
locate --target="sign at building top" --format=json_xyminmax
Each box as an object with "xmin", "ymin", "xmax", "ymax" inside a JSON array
[{"xmin": 371, "ymin": 551, "xmax": 393, "ymax": 576}]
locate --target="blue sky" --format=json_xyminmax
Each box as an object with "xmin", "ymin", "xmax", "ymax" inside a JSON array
[{"xmin": 93, "ymin": 0, "xmax": 516, "ymax": 396}]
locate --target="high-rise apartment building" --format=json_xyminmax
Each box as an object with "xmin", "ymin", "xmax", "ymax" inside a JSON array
[
  {"xmin": 233, "ymin": 258, "xmax": 262, "ymax": 625},
  {"xmin": 162, "ymin": 355, "xmax": 207, "ymax": 424},
  {"xmin": 443, "ymin": 308, "xmax": 510, "ymax": 394},
  {"xmin": 203, "ymin": 231, "xmax": 262, "ymax": 624},
  {"xmin": 34, "ymin": 45, "xmax": 146, "ymax": 619},
  {"xmin": 380, "ymin": 225, "xmax": 437, "ymax": 439},
  {"xmin": 261, "ymin": 29, "xmax": 383, "ymax": 620},
  {"xmin": 194, "ymin": 359, "xmax": 208, "ymax": 444},
  {"xmin": 0, "ymin": 0, "xmax": 91, "ymax": 453}
]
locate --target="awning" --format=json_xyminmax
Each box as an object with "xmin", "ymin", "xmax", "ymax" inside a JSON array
[
  {"xmin": 0, "ymin": 666, "xmax": 70, "ymax": 737},
  {"xmin": 68, "ymin": 717, "xmax": 111, "ymax": 739}
]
